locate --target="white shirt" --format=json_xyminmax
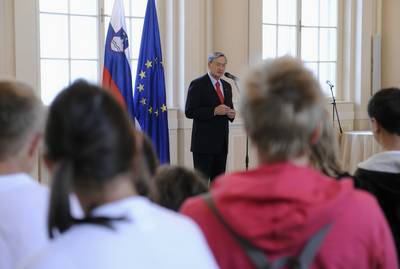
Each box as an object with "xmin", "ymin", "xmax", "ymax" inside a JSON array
[
  {"xmin": 208, "ymin": 72, "xmax": 225, "ymax": 97},
  {"xmin": 21, "ymin": 196, "xmax": 219, "ymax": 269},
  {"xmin": 358, "ymin": 151, "xmax": 400, "ymax": 173},
  {"xmin": 0, "ymin": 173, "xmax": 49, "ymax": 269}
]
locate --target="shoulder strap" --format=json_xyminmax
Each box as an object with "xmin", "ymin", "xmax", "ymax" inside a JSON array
[
  {"xmin": 202, "ymin": 193, "xmax": 333, "ymax": 269},
  {"xmin": 271, "ymin": 223, "xmax": 333, "ymax": 269},
  {"xmin": 202, "ymin": 193, "xmax": 272, "ymax": 269},
  {"xmin": 297, "ymin": 223, "xmax": 332, "ymax": 267}
]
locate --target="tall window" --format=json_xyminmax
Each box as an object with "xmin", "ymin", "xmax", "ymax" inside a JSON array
[
  {"xmin": 262, "ymin": 0, "xmax": 338, "ymax": 95},
  {"xmin": 39, "ymin": 0, "xmax": 147, "ymax": 105}
]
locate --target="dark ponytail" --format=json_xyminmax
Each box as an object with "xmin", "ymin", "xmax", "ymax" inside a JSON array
[
  {"xmin": 48, "ymin": 160, "xmax": 73, "ymax": 238},
  {"xmin": 45, "ymin": 80, "xmax": 136, "ymax": 236}
]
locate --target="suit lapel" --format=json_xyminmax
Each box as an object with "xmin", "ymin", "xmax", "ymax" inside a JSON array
[
  {"xmin": 221, "ymin": 80, "xmax": 230, "ymax": 105},
  {"xmin": 222, "ymin": 81, "xmax": 228, "ymax": 100}
]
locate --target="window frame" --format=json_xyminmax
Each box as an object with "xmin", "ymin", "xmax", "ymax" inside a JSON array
[
  {"xmin": 33, "ymin": 0, "xmax": 148, "ymax": 105},
  {"xmin": 257, "ymin": 0, "xmax": 345, "ymax": 99}
]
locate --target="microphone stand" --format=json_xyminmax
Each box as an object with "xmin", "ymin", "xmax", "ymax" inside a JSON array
[
  {"xmin": 328, "ymin": 83, "xmax": 343, "ymax": 134},
  {"xmin": 231, "ymin": 79, "xmax": 249, "ymax": 171}
]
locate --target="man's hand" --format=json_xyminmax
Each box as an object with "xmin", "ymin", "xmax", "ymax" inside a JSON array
[
  {"xmin": 214, "ymin": 104, "xmax": 230, "ymax": 116},
  {"xmin": 227, "ymin": 109, "xmax": 236, "ymax": 119}
]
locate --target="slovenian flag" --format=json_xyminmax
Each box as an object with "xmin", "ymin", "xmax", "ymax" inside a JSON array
[{"xmin": 102, "ymin": 0, "xmax": 135, "ymax": 122}]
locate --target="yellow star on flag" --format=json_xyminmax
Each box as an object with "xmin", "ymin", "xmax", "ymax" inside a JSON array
[
  {"xmin": 137, "ymin": 84, "xmax": 144, "ymax": 92},
  {"xmin": 148, "ymin": 106, "xmax": 153, "ymax": 114},
  {"xmin": 140, "ymin": 98, "xmax": 146, "ymax": 105},
  {"xmin": 161, "ymin": 104, "xmax": 167, "ymax": 112},
  {"xmin": 139, "ymin": 70, "xmax": 146, "ymax": 79},
  {"xmin": 154, "ymin": 110, "xmax": 159, "ymax": 117},
  {"xmin": 145, "ymin": 60, "xmax": 153, "ymax": 68}
]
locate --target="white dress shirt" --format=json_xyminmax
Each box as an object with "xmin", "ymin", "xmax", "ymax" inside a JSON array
[
  {"xmin": 208, "ymin": 72, "xmax": 225, "ymax": 97},
  {"xmin": 21, "ymin": 196, "xmax": 219, "ymax": 269},
  {"xmin": 0, "ymin": 173, "xmax": 49, "ymax": 269}
]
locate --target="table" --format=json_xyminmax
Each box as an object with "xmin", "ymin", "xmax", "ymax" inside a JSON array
[{"xmin": 339, "ymin": 131, "xmax": 382, "ymax": 174}]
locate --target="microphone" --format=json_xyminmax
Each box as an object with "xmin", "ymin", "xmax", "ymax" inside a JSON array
[
  {"xmin": 326, "ymin": 80, "xmax": 334, "ymax": 88},
  {"xmin": 224, "ymin": 72, "xmax": 239, "ymax": 81}
]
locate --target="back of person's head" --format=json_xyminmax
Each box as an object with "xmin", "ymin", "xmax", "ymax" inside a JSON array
[
  {"xmin": 138, "ymin": 132, "xmax": 159, "ymax": 177},
  {"xmin": 368, "ymin": 87, "xmax": 400, "ymax": 135},
  {"xmin": 0, "ymin": 80, "xmax": 43, "ymax": 163},
  {"xmin": 152, "ymin": 165, "xmax": 207, "ymax": 211},
  {"xmin": 241, "ymin": 56, "xmax": 324, "ymax": 162},
  {"xmin": 310, "ymin": 110, "xmax": 344, "ymax": 178},
  {"xmin": 134, "ymin": 131, "xmax": 159, "ymax": 196},
  {"xmin": 45, "ymin": 80, "xmax": 136, "ymax": 237}
]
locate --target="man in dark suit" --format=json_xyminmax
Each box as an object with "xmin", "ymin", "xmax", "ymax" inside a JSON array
[{"xmin": 185, "ymin": 52, "xmax": 235, "ymax": 182}]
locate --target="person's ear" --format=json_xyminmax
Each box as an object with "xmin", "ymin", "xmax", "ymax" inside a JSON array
[
  {"xmin": 27, "ymin": 133, "xmax": 42, "ymax": 158},
  {"xmin": 43, "ymin": 153, "xmax": 54, "ymax": 172},
  {"xmin": 371, "ymin": 118, "xmax": 380, "ymax": 134},
  {"xmin": 310, "ymin": 122, "xmax": 321, "ymax": 145}
]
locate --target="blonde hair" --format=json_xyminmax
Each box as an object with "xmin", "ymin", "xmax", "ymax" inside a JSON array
[
  {"xmin": 310, "ymin": 110, "xmax": 344, "ymax": 177},
  {"xmin": 0, "ymin": 80, "xmax": 43, "ymax": 160},
  {"xmin": 241, "ymin": 56, "xmax": 324, "ymax": 162}
]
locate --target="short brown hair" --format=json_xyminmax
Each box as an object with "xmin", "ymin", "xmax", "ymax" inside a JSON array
[
  {"xmin": 152, "ymin": 165, "xmax": 207, "ymax": 211},
  {"xmin": 241, "ymin": 57, "xmax": 324, "ymax": 162},
  {"xmin": 0, "ymin": 81, "xmax": 43, "ymax": 160}
]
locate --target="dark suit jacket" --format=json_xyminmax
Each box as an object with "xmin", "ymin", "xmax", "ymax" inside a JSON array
[{"xmin": 185, "ymin": 74, "xmax": 234, "ymax": 154}]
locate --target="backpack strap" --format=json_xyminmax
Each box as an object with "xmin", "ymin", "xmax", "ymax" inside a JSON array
[
  {"xmin": 202, "ymin": 192, "xmax": 333, "ymax": 269},
  {"xmin": 202, "ymin": 193, "xmax": 272, "ymax": 269},
  {"xmin": 270, "ymin": 223, "xmax": 333, "ymax": 269},
  {"xmin": 297, "ymin": 222, "xmax": 333, "ymax": 268}
]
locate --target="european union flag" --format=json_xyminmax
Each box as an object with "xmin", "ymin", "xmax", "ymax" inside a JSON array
[{"xmin": 133, "ymin": 0, "xmax": 170, "ymax": 163}]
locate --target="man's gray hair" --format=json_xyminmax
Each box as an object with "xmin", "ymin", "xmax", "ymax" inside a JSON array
[
  {"xmin": 0, "ymin": 80, "xmax": 43, "ymax": 160},
  {"xmin": 241, "ymin": 56, "xmax": 324, "ymax": 162},
  {"xmin": 208, "ymin": 52, "xmax": 227, "ymax": 63}
]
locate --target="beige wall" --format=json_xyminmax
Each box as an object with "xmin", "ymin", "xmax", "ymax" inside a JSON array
[
  {"xmin": 0, "ymin": 0, "xmax": 15, "ymax": 78},
  {"xmin": 1, "ymin": 0, "xmax": 400, "ymax": 177},
  {"xmin": 2, "ymin": 1, "xmax": 398, "ymax": 99},
  {"xmin": 213, "ymin": 0, "xmax": 248, "ymax": 79},
  {"xmin": 382, "ymin": 0, "xmax": 400, "ymax": 88}
]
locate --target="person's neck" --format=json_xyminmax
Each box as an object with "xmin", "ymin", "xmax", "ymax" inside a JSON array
[
  {"xmin": 257, "ymin": 151, "xmax": 310, "ymax": 167},
  {"xmin": 0, "ymin": 159, "xmax": 28, "ymax": 175},
  {"xmin": 380, "ymin": 132, "xmax": 400, "ymax": 151},
  {"xmin": 290, "ymin": 155, "xmax": 310, "ymax": 166},
  {"xmin": 209, "ymin": 72, "xmax": 221, "ymax": 81},
  {"xmin": 76, "ymin": 174, "xmax": 138, "ymax": 214}
]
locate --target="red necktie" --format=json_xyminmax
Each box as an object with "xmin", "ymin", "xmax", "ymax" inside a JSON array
[{"xmin": 215, "ymin": 81, "xmax": 224, "ymax": 104}]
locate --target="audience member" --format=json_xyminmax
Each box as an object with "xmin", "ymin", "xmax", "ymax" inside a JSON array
[
  {"xmin": 180, "ymin": 57, "xmax": 397, "ymax": 269},
  {"xmin": 310, "ymin": 110, "xmax": 349, "ymax": 179},
  {"xmin": 21, "ymin": 81, "xmax": 218, "ymax": 269},
  {"xmin": 354, "ymin": 87, "xmax": 400, "ymax": 261},
  {"xmin": 133, "ymin": 131, "xmax": 159, "ymax": 197},
  {"xmin": 152, "ymin": 165, "xmax": 208, "ymax": 211},
  {"xmin": 0, "ymin": 80, "xmax": 47, "ymax": 269}
]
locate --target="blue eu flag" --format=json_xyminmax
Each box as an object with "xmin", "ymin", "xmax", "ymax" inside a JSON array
[{"xmin": 133, "ymin": 0, "xmax": 170, "ymax": 163}]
